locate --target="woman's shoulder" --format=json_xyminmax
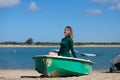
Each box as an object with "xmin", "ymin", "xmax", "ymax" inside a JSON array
[
  {"xmin": 66, "ymin": 37, "xmax": 73, "ymax": 42},
  {"xmin": 62, "ymin": 36, "xmax": 73, "ymax": 41}
]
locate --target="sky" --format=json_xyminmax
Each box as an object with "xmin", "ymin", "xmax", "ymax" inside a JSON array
[{"xmin": 0, "ymin": 0, "xmax": 120, "ymax": 42}]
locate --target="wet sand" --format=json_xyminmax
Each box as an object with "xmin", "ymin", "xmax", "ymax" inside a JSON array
[{"xmin": 0, "ymin": 70, "xmax": 120, "ymax": 80}]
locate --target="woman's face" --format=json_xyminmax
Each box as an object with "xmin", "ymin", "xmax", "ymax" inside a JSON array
[{"xmin": 64, "ymin": 28, "xmax": 70, "ymax": 36}]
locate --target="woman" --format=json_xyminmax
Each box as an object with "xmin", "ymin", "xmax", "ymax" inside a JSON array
[{"xmin": 48, "ymin": 26, "xmax": 77, "ymax": 58}]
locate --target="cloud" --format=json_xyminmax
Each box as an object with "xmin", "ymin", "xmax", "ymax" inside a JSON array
[
  {"xmin": 29, "ymin": 1, "xmax": 40, "ymax": 12},
  {"xmin": 115, "ymin": 0, "xmax": 120, "ymax": 3},
  {"xmin": 92, "ymin": 0, "xmax": 120, "ymax": 3},
  {"xmin": 92, "ymin": 0, "xmax": 110, "ymax": 3},
  {"xmin": 0, "ymin": 0, "xmax": 20, "ymax": 8},
  {"xmin": 84, "ymin": 9, "xmax": 103, "ymax": 15},
  {"xmin": 91, "ymin": 0, "xmax": 120, "ymax": 11},
  {"xmin": 110, "ymin": 4, "xmax": 120, "ymax": 10}
]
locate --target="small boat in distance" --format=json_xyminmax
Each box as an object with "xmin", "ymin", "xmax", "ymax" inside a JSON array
[
  {"xmin": 80, "ymin": 52, "xmax": 99, "ymax": 57},
  {"xmin": 13, "ymin": 50, "xmax": 16, "ymax": 53},
  {"xmin": 33, "ymin": 55, "xmax": 94, "ymax": 77}
]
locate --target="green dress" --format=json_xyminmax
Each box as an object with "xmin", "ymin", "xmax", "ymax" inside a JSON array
[{"xmin": 58, "ymin": 36, "xmax": 77, "ymax": 58}]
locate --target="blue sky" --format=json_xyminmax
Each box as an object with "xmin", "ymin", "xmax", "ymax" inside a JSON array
[{"xmin": 0, "ymin": 0, "xmax": 120, "ymax": 42}]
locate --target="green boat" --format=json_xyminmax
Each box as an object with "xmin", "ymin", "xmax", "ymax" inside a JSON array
[{"xmin": 32, "ymin": 55, "xmax": 94, "ymax": 77}]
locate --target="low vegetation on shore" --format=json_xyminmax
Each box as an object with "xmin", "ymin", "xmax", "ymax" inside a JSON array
[
  {"xmin": 0, "ymin": 41, "xmax": 120, "ymax": 47},
  {"xmin": 0, "ymin": 38, "xmax": 120, "ymax": 47}
]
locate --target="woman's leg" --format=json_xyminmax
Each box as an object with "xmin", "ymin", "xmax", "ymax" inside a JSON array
[{"xmin": 48, "ymin": 52, "xmax": 58, "ymax": 56}]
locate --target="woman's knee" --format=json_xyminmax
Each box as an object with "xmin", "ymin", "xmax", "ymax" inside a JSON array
[
  {"xmin": 48, "ymin": 52, "xmax": 53, "ymax": 55},
  {"xmin": 48, "ymin": 52, "xmax": 58, "ymax": 56}
]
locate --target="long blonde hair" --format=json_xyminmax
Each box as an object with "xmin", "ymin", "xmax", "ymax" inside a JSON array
[{"xmin": 65, "ymin": 26, "xmax": 73, "ymax": 40}]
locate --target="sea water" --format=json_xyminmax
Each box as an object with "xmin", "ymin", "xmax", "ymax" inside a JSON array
[{"xmin": 0, "ymin": 47, "xmax": 120, "ymax": 70}]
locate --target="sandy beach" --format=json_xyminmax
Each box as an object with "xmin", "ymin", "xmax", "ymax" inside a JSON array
[
  {"xmin": 0, "ymin": 44, "xmax": 120, "ymax": 47},
  {"xmin": 0, "ymin": 70, "xmax": 120, "ymax": 80}
]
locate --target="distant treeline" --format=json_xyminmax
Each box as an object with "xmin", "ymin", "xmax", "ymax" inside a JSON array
[
  {"xmin": 74, "ymin": 42, "xmax": 120, "ymax": 46},
  {"xmin": 0, "ymin": 41, "xmax": 120, "ymax": 46},
  {"xmin": 0, "ymin": 41, "xmax": 59, "ymax": 46}
]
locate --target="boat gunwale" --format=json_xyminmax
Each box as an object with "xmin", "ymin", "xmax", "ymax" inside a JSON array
[{"xmin": 32, "ymin": 55, "xmax": 94, "ymax": 64}]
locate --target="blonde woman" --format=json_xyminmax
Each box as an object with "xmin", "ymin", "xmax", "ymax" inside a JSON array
[{"xmin": 48, "ymin": 26, "xmax": 77, "ymax": 58}]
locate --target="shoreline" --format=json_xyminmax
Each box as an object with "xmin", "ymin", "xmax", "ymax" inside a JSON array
[
  {"xmin": 0, "ymin": 44, "xmax": 120, "ymax": 47},
  {"xmin": 0, "ymin": 70, "xmax": 120, "ymax": 80}
]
